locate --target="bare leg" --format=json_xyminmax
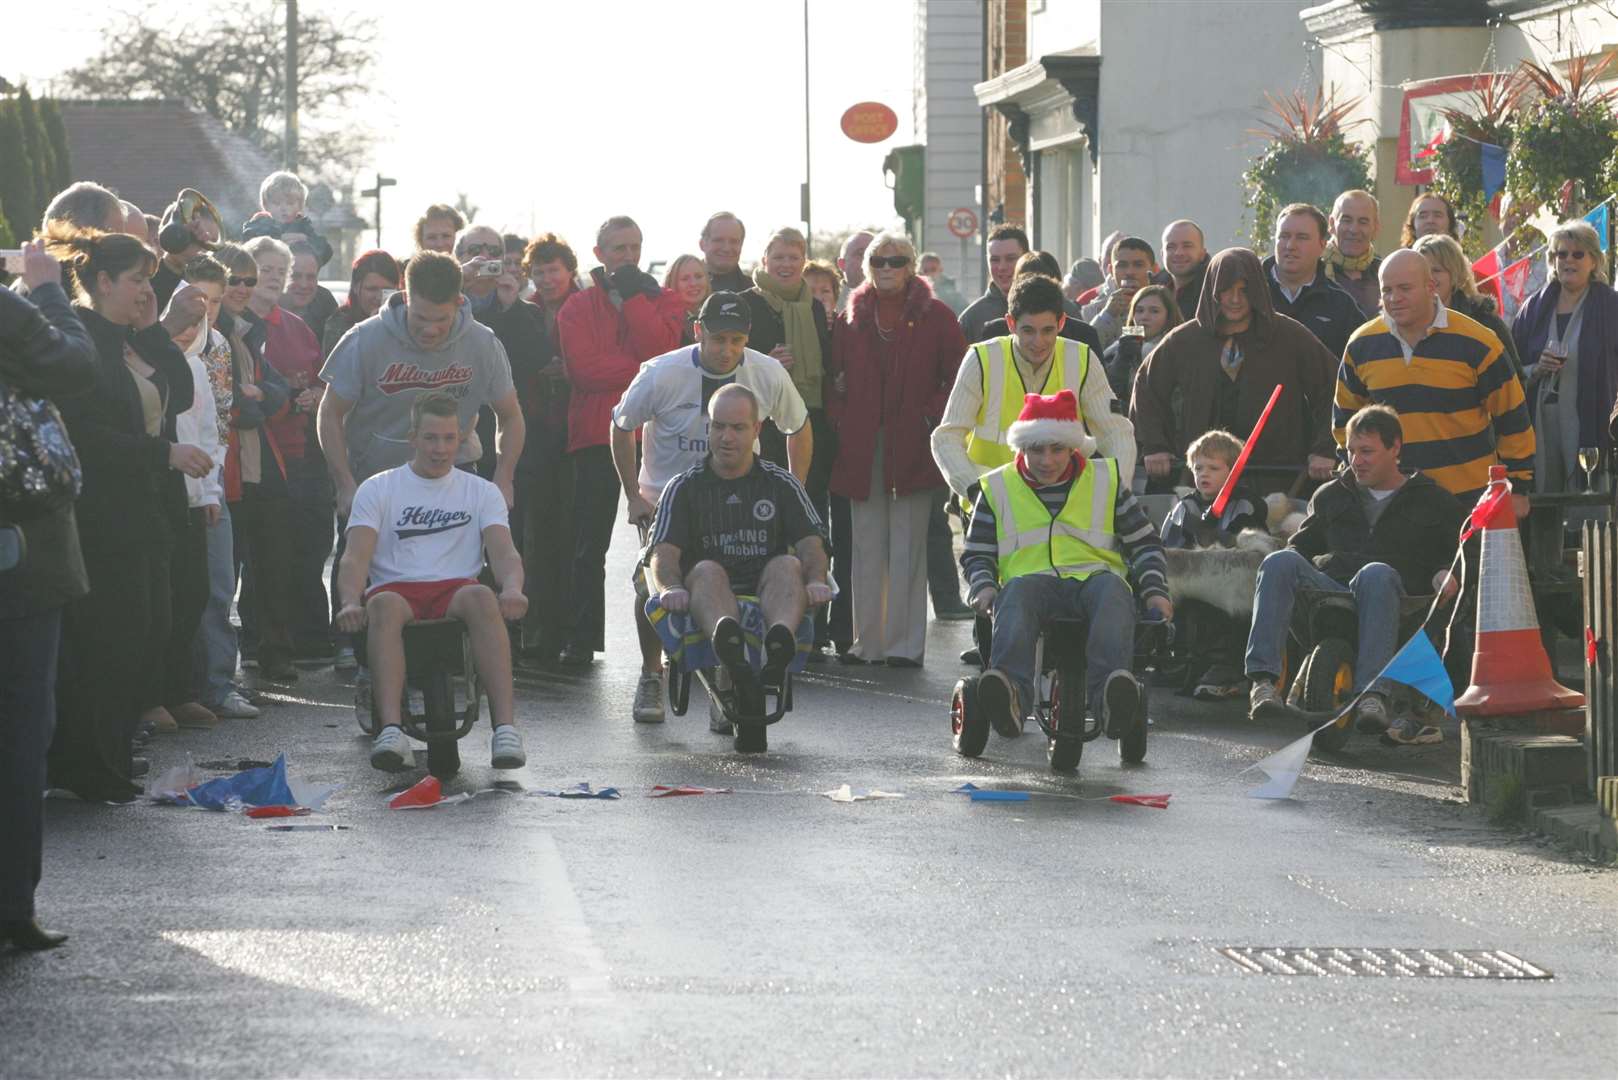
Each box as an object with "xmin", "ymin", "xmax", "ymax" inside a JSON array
[
  {"xmin": 687, "ymin": 561, "xmax": 742, "ymax": 640},
  {"xmin": 365, "ymin": 591, "xmax": 414, "ymax": 730},
  {"xmin": 447, "ymin": 584, "xmax": 515, "ymax": 728},
  {"xmin": 635, "ymin": 601, "xmax": 664, "ymax": 675},
  {"xmin": 758, "ymin": 555, "xmax": 807, "ymax": 634}
]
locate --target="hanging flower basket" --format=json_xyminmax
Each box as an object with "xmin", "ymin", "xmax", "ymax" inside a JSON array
[
  {"xmin": 1242, "ymin": 88, "xmax": 1372, "ymax": 249},
  {"xmin": 1506, "ymin": 54, "xmax": 1618, "ymax": 217}
]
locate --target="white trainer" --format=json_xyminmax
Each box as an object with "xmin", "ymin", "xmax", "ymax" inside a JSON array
[
  {"xmin": 369, "ymin": 725, "xmax": 410, "ymax": 771},
  {"xmin": 490, "ymin": 725, "xmax": 527, "ymax": 769}
]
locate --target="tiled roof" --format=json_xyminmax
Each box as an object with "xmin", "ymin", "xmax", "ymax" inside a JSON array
[{"xmin": 56, "ymin": 99, "xmax": 359, "ymax": 232}]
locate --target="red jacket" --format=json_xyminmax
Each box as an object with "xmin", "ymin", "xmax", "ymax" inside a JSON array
[
  {"xmin": 557, "ymin": 268, "xmax": 685, "ymax": 453},
  {"xmin": 827, "ymin": 276, "xmax": 963, "ymax": 500},
  {"xmin": 258, "ymin": 305, "xmax": 324, "ymax": 462}
]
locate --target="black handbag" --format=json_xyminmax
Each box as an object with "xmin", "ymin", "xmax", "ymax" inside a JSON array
[{"xmin": 0, "ymin": 377, "xmax": 83, "ymax": 517}]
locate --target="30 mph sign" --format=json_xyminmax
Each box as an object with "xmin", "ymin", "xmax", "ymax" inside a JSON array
[{"xmin": 947, "ymin": 207, "xmax": 978, "ymax": 239}]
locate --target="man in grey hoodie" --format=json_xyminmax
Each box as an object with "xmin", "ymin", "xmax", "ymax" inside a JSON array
[{"xmin": 318, "ymin": 251, "xmax": 526, "ymax": 517}]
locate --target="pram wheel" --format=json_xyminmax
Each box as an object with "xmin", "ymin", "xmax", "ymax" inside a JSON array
[
  {"xmin": 951, "ymin": 678, "xmax": 990, "ymax": 758},
  {"xmin": 1047, "ymin": 735, "xmax": 1083, "ymax": 773}
]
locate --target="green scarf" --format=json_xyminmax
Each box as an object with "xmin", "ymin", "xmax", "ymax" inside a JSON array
[
  {"xmin": 1324, "ymin": 237, "xmax": 1377, "ymax": 280},
  {"xmin": 751, "ymin": 266, "xmax": 824, "ymax": 407}
]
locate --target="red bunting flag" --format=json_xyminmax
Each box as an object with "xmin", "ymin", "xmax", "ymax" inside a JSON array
[
  {"xmin": 1110, "ymin": 793, "xmax": 1172, "ymax": 809},
  {"xmin": 1587, "ymin": 628, "xmax": 1599, "ymax": 666},
  {"xmin": 389, "ymin": 775, "xmax": 443, "ymax": 809}
]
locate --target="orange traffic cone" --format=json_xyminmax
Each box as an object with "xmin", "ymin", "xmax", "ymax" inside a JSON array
[{"xmin": 1455, "ymin": 467, "xmax": 1584, "ymax": 716}]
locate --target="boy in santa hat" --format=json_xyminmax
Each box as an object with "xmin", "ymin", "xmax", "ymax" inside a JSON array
[{"xmin": 960, "ymin": 390, "xmax": 1174, "ymax": 738}]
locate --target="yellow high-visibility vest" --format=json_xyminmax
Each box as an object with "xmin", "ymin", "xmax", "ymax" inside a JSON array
[
  {"xmin": 982, "ymin": 458, "xmax": 1127, "ymax": 586},
  {"xmin": 965, "ymin": 335, "xmax": 1091, "ymax": 472}
]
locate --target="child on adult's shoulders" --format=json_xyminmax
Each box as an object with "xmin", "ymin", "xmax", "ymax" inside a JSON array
[{"xmin": 240, "ymin": 170, "xmax": 334, "ymax": 269}]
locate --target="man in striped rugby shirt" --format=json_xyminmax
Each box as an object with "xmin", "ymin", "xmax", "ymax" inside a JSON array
[{"xmin": 961, "ymin": 390, "xmax": 1172, "ymax": 738}]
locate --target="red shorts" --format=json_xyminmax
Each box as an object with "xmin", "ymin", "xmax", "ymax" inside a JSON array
[{"xmin": 365, "ymin": 578, "xmax": 481, "ymax": 621}]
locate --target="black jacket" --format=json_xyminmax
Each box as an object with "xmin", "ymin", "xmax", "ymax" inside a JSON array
[
  {"xmin": 0, "ymin": 282, "xmax": 97, "ymax": 616},
  {"xmin": 1289, "ymin": 471, "xmax": 1465, "ymax": 595},
  {"xmin": 1448, "ymin": 291, "xmax": 1524, "ymax": 380},
  {"xmin": 472, "ymin": 296, "xmax": 555, "ymax": 466},
  {"xmin": 1261, "ymin": 256, "xmax": 1367, "ymax": 360},
  {"xmin": 57, "ymin": 307, "xmax": 194, "ymax": 551},
  {"xmin": 1154, "ymin": 255, "xmax": 1210, "ymax": 320},
  {"xmin": 963, "ymin": 286, "xmax": 1102, "ymax": 352},
  {"xmin": 742, "ymin": 289, "xmax": 832, "ymax": 360}
]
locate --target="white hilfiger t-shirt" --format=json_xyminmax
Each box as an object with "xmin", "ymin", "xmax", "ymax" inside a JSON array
[
  {"xmin": 347, "ymin": 464, "xmax": 509, "ymax": 588},
  {"xmin": 612, "ymin": 345, "xmax": 808, "ymax": 505}
]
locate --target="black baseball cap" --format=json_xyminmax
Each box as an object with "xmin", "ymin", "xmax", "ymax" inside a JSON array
[{"xmin": 697, "ymin": 291, "xmax": 752, "ymax": 333}]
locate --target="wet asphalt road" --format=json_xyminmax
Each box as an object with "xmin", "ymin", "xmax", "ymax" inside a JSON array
[{"xmin": 3, "ymin": 516, "xmax": 1615, "ymax": 1078}]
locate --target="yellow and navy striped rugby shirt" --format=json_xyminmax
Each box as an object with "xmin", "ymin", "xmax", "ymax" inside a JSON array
[{"xmin": 1334, "ymin": 305, "xmax": 1534, "ymax": 500}]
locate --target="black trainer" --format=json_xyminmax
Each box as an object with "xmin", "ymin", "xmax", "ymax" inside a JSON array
[
  {"xmin": 761, "ymin": 623, "xmax": 797, "ymax": 689},
  {"xmin": 1103, "ymin": 670, "xmax": 1140, "ymax": 739}
]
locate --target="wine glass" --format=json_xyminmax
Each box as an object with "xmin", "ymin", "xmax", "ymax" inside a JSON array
[{"xmin": 1579, "ymin": 446, "xmax": 1601, "ymax": 493}]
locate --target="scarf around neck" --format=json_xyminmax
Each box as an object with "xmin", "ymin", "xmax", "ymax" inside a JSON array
[
  {"xmin": 751, "ymin": 266, "xmax": 824, "ymax": 406},
  {"xmin": 1324, "ymin": 238, "xmax": 1377, "ymax": 279}
]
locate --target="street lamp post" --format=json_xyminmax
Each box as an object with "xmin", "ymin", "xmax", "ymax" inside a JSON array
[{"xmin": 360, "ymin": 173, "xmax": 396, "ymax": 249}]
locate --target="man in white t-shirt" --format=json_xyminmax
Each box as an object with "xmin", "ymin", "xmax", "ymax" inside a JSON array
[
  {"xmin": 334, "ymin": 393, "xmax": 530, "ymax": 772},
  {"xmin": 608, "ymin": 291, "xmax": 810, "ymax": 723}
]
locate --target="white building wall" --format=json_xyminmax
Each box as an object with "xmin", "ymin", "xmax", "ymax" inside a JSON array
[
  {"xmin": 1094, "ymin": 0, "xmax": 1316, "ymax": 255},
  {"xmin": 914, "ymin": 0, "xmax": 985, "ymax": 294},
  {"xmin": 1027, "ymin": 0, "xmax": 1101, "ymax": 58}
]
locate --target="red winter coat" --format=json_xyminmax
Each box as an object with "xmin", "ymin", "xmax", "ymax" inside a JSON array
[
  {"xmin": 557, "ymin": 267, "xmax": 686, "ymax": 453},
  {"xmin": 827, "ymin": 276, "xmax": 963, "ymax": 500}
]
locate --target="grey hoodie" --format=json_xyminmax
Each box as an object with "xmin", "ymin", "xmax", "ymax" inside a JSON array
[{"xmin": 319, "ymin": 301, "xmax": 514, "ymax": 482}]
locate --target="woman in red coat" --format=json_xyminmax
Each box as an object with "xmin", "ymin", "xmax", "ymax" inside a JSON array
[{"xmin": 828, "ymin": 232, "xmax": 964, "ymax": 665}]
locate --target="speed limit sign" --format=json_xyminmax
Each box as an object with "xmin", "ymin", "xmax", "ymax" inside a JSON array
[{"xmin": 947, "ymin": 207, "xmax": 978, "ymax": 238}]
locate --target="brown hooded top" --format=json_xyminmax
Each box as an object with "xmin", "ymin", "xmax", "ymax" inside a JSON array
[{"xmin": 1129, "ymin": 246, "xmax": 1338, "ymax": 472}]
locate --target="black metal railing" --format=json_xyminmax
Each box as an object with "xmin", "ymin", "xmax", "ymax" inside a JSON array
[{"xmin": 1580, "ymin": 521, "xmax": 1618, "ymax": 793}]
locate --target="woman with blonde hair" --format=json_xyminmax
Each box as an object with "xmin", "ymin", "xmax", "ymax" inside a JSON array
[
  {"xmin": 1411, "ymin": 233, "xmax": 1522, "ymax": 377},
  {"xmin": 827, "ymin": 230, "xmax": 964, "ymax": 665},
  {"xmin": 1511, "ymin": 219, "xmax": 1618, "ymax": 491},
  {"xmin": 663, "ymin": 253, "xmax": 710, "ymax": 345}
]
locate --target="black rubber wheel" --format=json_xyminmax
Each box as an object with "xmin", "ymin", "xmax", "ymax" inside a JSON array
[
  {"xmin": 733, "ymin": 723, "xmax": 768, "ymax": 753},
  {"xmin": 1301, "ymin": 637, "xmax": 1356, "ymax": 752},
  {"xmin": 1047, "ymin": 735, "xmax": 1083, "ymax": 773},
  {"xmin": 1120, "ymin": 684, "xmax": 1149, "ymax": 764},
  {"xmin": 1050, "ymin": 660, "xmax": 1087, "ymax": 739},
  {"xmin": 951, "ymin": 678, "xmax": 989, "ymax": 758},
  {"xmin": 422, "ymin": 673, "xmax": 461, "ymax": 779}
]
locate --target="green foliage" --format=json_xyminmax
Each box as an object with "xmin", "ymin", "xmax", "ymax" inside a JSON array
[
  {"xmin": 1430, "ymin": 142, "xmax": 1497, "ymax": 260},
  {"xmin": 14, "ymin": 88, "xmax": 53, "ymax": 228},
  {"xmin": 1507, "ymin": 96, "xmax": 1618, "ymax": 213},
  {"xmin": 1243, "ymin": 134, "xmax": 1373, "ymax": 249},
  {"xmin": 0, "ymin": 197, "xmax": 15, "ymax": 250},
  {"xmin": 38, "ymin": 98, "xmax": 72, "ymax": 192},
  {"xmin": 0, "ymin": 103, "xmax": 34, "ymax": 243}
]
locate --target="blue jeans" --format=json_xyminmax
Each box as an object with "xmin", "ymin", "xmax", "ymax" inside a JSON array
[
  {"xmin": 1243, "ymin": 549, "xmax": 1402, "ymax": 694},
  {"xmin": 194, "ymin": 500, "xmax": 238, "ymax": 704},
  {"xmin": 989, "ymin": 573, "xmax": 1135, "ymax": 717}
]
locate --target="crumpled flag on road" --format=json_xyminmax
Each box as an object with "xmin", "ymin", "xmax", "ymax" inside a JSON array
[
  {"xmin": 822, "ymin": 784, "xmax": 903, "ymax": 803},
  {"xmin": 183, "ymin": 754, "xmax": 297, "ymax": 810},
  {"xmin": 530, "ymin": 782, "xmax": 621, "ymax": 800},
  {"xmin": 386, "ymin": 775, "xmax": 474, "ymax": 809},
  {"xmin": 152, "ymin": 753, "xmax": 340, "ymax": 813},
  {"xmin": 650, "ymin": 785, "xmax": 732, "ymax": 797},
  {"xmin": 1109, "ymin": 793, "xmax": 1171, "ymax": 809}
]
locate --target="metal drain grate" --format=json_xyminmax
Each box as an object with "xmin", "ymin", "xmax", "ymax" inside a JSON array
[{"xmin": 1219, "ymin": 947, "xmax": 1553, "ymax": 979}]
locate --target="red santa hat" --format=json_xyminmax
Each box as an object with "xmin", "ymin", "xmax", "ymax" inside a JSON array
[{"xmin": 1006, "ymin": 389, "xmax": 1096, "ymax": 455}]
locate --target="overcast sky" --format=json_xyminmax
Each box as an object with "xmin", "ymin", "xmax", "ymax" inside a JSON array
[{"xmin": 1, "ymin": 0, "xmax": 918, "ymax": 265}]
